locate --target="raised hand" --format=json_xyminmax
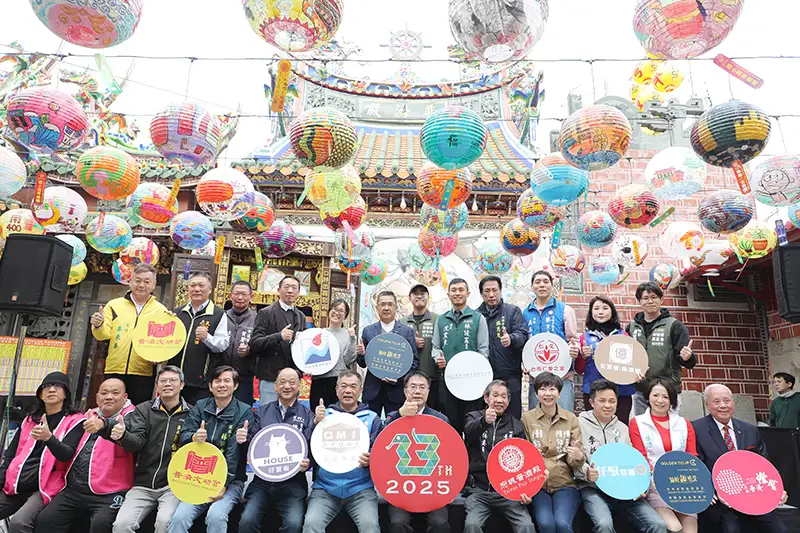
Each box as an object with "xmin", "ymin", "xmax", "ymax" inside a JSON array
[
  {"xmin": 314, "ymin": 399, "xmax": 326, "ymax": 424},
  {"xmin": 358, "ymin": 452, "xmax": 370, "ymax": 468},
  {"xmin": 193, "ymin": 420, "xmax": 207, "ymax": 443},
  {"xmin": 236, "ymin": 420, "xmax": 249, "ymax": 444},
  {"xmin": 110, "ymin": 414, "xmax": 126, "ymax": 441},
  {"xmin": 679, "ymin": 340, "xmax": 693, "ymax": 361},
  {"xmin": 90, "ymin": 306, "xmax": 105, "ymax": 328},
  {"xmin": 281, "ymin": 324, "xmax": 294, "ymax": 342},
  {"xmin": 500, "ymin": 327, "xmax": 511, "ymax": 348},
  {"xmin": 31, "ymin": 418, "xmax": 52, "ymax": 441},
  {"xmin": 587, "ymin": 462, "xmax": 599, "ymax": 483},
  {"xmin": 415, "ymin": 334, "xmax": 425, "ymax": 349},
  {"xmin": 566, "ymin": 439, "xmax": 584, "ymax": 462},
  {"xmin": 357, "ymin": 338, "xmax": 365, "ymax": 356},
  {"xmin": 399, "ymin": 400, "xmax": 420, "ymax": 417},
  {"xmin": 195, "ymin": 325, "xmax": 209, "ymax": 342},
  {"xmin": 348, "ymin": 325, "xmax": 357, "ymax": 338},
  {"xmin": 484, "ymin": 408, "xmax": 497, "ymax": 425},
  {"xmin": 569, "ymin": 339, "xmax": 580, "ymax": 359},
  {"xmin": 83, "ymin": 411, "xmax": 104, "ymax": 434}
]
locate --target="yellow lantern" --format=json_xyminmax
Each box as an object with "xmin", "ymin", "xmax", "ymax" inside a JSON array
[
  {"xmin": 632, "ymin": 60, "xmax": 660, "ymax": 85},
  {"xmin": 635, "ymin": 85, "xmax": 664, "ymax": 112},
  {"xmin": 652, "ymin": 63, "xmax": 684, "ymax": 93}
]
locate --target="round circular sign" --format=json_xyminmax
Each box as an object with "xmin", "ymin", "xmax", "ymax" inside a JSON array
[
  {"xmin": 131, "ymin": 310, "xmax": 187, "ymax": 363},
  {"xmin": 310, "ymin": 412, "xmax": 370, "ymax": 474},
  {"xmin": 365, "ymin": 332, "xmax": 414, "ymax": 380},
  {"xmin": 371, "ymin": 414, "xmax": 468, "ymax": 513},
  {"xmin": 654, "ymin": 450, "xmax": 713, "ymax": 514},
  {"xmin": 712, "ymin": 450, "xmax": 784, "ymax": 515},
  {"xmin": 167, "ymin": 442, "xmax": 228, "ymax": 505},
  {"xmin": 591, "ymin": 443, "xmax": 651, "ymax": 500},
  {"xmin": 291, "ymin": 328, "xmax": 340, "ymax": 376},
  {"xmin": 522, "ymin": 333, "xmax": 571, "ymax": 378},
  {"xmin": 444, "ymin": 351, "xmax": 494, "ymax": 401},
  {"xmin": 486, "ymin": 437, "xmax": 546, "ymax": 501},
  {"xmin": 248, "ymin": 423, "xmax": 308, "ymax": 483},
  {"xmin": 593, "ymin": 335, "xmax": 649, "ymax": 385}
]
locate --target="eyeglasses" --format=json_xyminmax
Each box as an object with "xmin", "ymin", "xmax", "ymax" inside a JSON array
[
  {"xmin": 405, "ymin": 384, "xmax": 429, "ymax": 392},
  {"xmin": 158, "ymin": 378, "xmax": 180, "ymax": 384},
  {"xmin": 330, "ymin": 308, "xmax": 345, "ymax": 315},
  {"xmin": 640, "ymin": 296, "xmax": 661, "ymax": 303}
]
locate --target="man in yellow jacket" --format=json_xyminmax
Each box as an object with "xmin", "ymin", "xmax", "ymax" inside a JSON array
[{"xmin": 91, "ymin": 263, "xmax": 167, "ymax": 404}]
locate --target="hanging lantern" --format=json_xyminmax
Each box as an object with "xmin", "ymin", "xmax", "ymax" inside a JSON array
[
  {"xmin": 728, "ymin": 221, "xmax": 778, "ymax": 259},
  {"xmin": 321, "ymin": 196, "xmax": 366, "ymax": 232},
  {"xmin": 416, "ymin": 163, "xmax": 473, "ymax": 209},
  {"xmin": 751, "ymin": 156, "xmax": 800, "ymax": 207},
  {"xmin": 337, "ymin": 253, "xmax": 367, "ymax": 275},
  {"xmin": 0, "ymin": 146, "xmax": 27, "ymax": 198},
  {"xmin": 448, "ymin": 0, "xmax": 549, "ymax": 63},
  {"xmin": 304, "ymin": 165, "xmax": 361, "ymax": 214},
  {"xmin": 0, "ymin": 209, "xmax": 44, "ymax": 239},
  {"xmin": 698, "ymin": 189, "xmax": 754, "ymax": 234},
  {"xmin": 86, "ymin": 214, "xmax": 132, "ymax": 254},
  {"xmin": 334, "ymin": 228, "xmax": 375, "ymax": 259},
  {"xmin": 420, "ymin": 204, "xmax": 469, "ymax": 237},
  {"xmin": 6, "ymin": 87, "xmax": 88, "ymax": 152},
  {"xmin": 516, "ymin": 189, "xmax": 564, "ymax": 229},
  {"xmin": 68, "ymin": 262, "xmax": 88, "ymax": 285},
  {"xmin": 576, "ymin": 211, "xmax": 618, "ymax": 249},
  {"xmin": 30, "ymin": 0, "xmax": 143, "ymax": 49},
  {"xmin": 231, "ymin": 192, "xmax": 276, "ymax": 232},
  {"xmin": 652, "ymin": 63, "xmax": 684, "ymax": 92},
  {"xmin": 112, "ymin": 258, "xmax": 133, "ymax": 285},
  {"xmin": 411, "ymin": 268, "xmax": 441, "ymax": 287},
  {"xmin": 529, "ymin": 154, "xmax": 589, "ymax": 206},
  {"xmin": 362, "ymin": 258, "xmax": 388, "ymax": 285},
  {"xmin": 609, "ymin": 184, "xmax": 661, "ymax": 229},
  {"xmin": 418, "ymin": 230, "xmax": 458, "ymax": 258},
  {"xmin": 478, "ymin": 248, "xmax": 513, "ymax": 275},
  {"xmin": 659, "ymin": 222, "xmax": 705, "ymax": 258},
  {"xmin": 632, "ymin": 0, "xmax": 744, "ymax": 60},
  {"xmin": 588, "ymin": 257, "xmax": 621, "ymax": 286},
  {"xmin": 407, "ymin": 242, "xmax": 436, "ymax": 271},
  {"xmin": 76, "ymin": 146, "xmax": 140, "ymax": 200},
  {"xmin": 421, "ymin": 105, "xmax": 488, "ymax": 170},
  {"xmin": 242, "ymin": 0, "xmax": 344, "ymax": 52},
  {"xmin": 649, "ymin": 263, "xmax": 681, "ymax": 290},
  {"xmin": 127, "ymin": 183, "xmax": 179, "ymax": 229},
  {"xmin": 34, "ymin": 186, "xmax": 88, "ymax": 233},
  {"xmin": 56, "ymin": 234, "xmax": 87, "ymax": 266},
  {"xmin": 501, "ymin": 218, "xmax": 541, "ymax": 257},
  {"xmin": 645, "ymin": 146, "xmax": 708, "ymax": 200},
  {"xmin": 634, "ymin": 85, "xmax": 664, "ymax": 111},
  {"xmin": 256, "ymin": 220, "xmax": 297, "ymax": 259},
  {"xmin": 549, "ymin": 245, "xmax": 586, "ymax": 278},
  {"xmin": 632, "ymin": 59, "xmax": 660, "ymax": 84},
  {"xmin": 790, "ymin": 202, "xmax": 800, "ymax": 229},
  {"xmin": 690, "ymin": 100, "xmax": 771, "ymax": 167},
  {"xmin": 195, "ymin": 167, "xmax": 255, "ymax": 221},
  {"xmin": 558, "ymin": 105, "xmax": 632, "ymax": 171},
  {"xmin": 150, "ymin": 103, "xmax": 221, "ymax": 166},
  {"xmin": 170, "ymin": 211, "xmax": 215, "ymax": 251},
  {"xmin": 612, "ymin": 234, "xmax": 649, "ymax": 267},
  {"xmin": 290, "ymin": 107, "xmax": 357, "ymax": 170},
  {"xmin": 191, "ymin": 240, "xmax": 217, "ymax": 257},
  {"xmin": 120, "ymin": 237, "xmax": 160, "ymax": 266}
]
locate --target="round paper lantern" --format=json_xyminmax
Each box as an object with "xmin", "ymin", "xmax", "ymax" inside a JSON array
[
  {"xmin": 478, "ymin": 248, "xmax": 513, "ymax": 275},
  {"xmin": 170, "ymin": 211, "xmax": 214, "ymax": 251},
  {"xmin": 0, "ymin": 209, "xmax": 44, "ymax": 239},
  {"xmin": 659, "ymin": 222, "xmax": 705, "ymax": 258},
  {"xmin": 652, "ymin": 63, "xmax": 684, "ymax": 92},
  {"xmin": 416, "ymin": 163, "xmax": 473, "ymax": 209},
  {"xmin": 337, "ymin": 253, "xmax": 367, "ymax": 275},
  {"xmin": 550, "ymin": 245, "xmax": 586, "ymax": 277},
  {"xmin": 321, "ymin": 196, "xmax": 366, "ymax": 232},
  {"xmin": 127, "ymin": 183, "xmax": 179, "ymax": 229},
  {"xmin": 576, "ymin": 211, "xmax": 617, "ymax": 249},
  {"xmin": 76, "ymin": 146, "xmax": 140, "ymax": 200},
  {"xmin": 690, "ymin": 100, "xmax": 771, "ymax": 168},
  {"xmin": 242, "ymin": 0, "xmax": 343, "ymax": 52},
  {"xmin": 30, "ymin": 0, "xmax": 142, "ymax": 49},
  {"xmin": 516, "ymin": 189, "xmax": 565, "ymax": 229},
  {"xmin": 362, "ymin": 258, "xmax": 387, "ymax": 286},
  {"xmin": 411, "ymin": 268, "xmax": 441, "ymax": 286},
  {"xmin": 68, "ymin": 262, "xmax": 87, "ymax": 285},
  {"xmin": 86, "ymin": 214, "xmax": 132, "ymax": 254},
  {"xmin": 698, "ymin": 189, "xmax": 754, "ymax": 234},
  {"xmin": 609, "ymin": 184, "xmax": 661, "ymax": 229},
  {"xmin": 448, "ymin": 0, "xmax": 549, "ymax": 63},
  {"xmin": 634, "ymin": 85, "xmax": 664, "ymax": 112},
  {"xmin": 633, "ymin": 0, "xmax": 744, "ymax": 60},
  {"xmin": 357, "ymin": 256, "xmax": 373, "ymax": 275},
  {"xmin": 120, "ymin": 237, "xmax": 160, "ymax": 266},
  {"xmin": 191, "ymin": 240, "xmax": 217, "ymax": 257},
  {"xmin": 231, "ymin": 192, "xmax": 276, "ymax": 232},
  {"xmin": 408, "ymin": 243, "xmax": 436, "ymax": 271},
  {"xmin": 421, "ymin": 106, "xmax": 487, "ymax": 170},
  {"xmin": 256, "ymin": 220, "xmax": 297, "ymax": 259},
  {"xmin": 112, "ymin": 258, "xmax": 133, "ymax": 285},
  {"xmin": 0, "ymin": 146, "xmax": 27, "ymax": 198},
  {"xmin": 558, "ymin": 105, "xmax": 632, "ymax": 171},
  {"xmin": 649, "ymin": 263, "xmax": 681, "ymax": 290},
  {"xmin": 645, "ymin": 146, "xmax": 708, "ymax": 199},
  {"xmin": 290, "ymin": 107, "xmax": 357, "ymax": 170},
  {"xmin": 304, "ymin": 165, "xmax": 361, "ymax": 214},
  {"xmin": 6, "ymin": 87, "xmax": 88, "ymax": 152},
  {"xmin": 588, "ymin": 257, "xmax": 621, "ymax": 285},
  {"xmin": 790, "ymin": 203, "xmax": 800, "ymax": 229},
  {"xmin": 501, "ymin": 218, "xmax": 541, "ymax": 257},
  {"xmin": 728, "ymin": 221, "xmax": 778, "ymax": 259},
  {"xmin": 420, "ymin": 204, "xmax": 468, "ymax": 237},
  {"xmin": 334, "ymin": 228, "xmax": 375, "ymax": 257},
  {"xmin": 751, "ymin": 156, "xmax": 800, "ymax": 207},
  {"xmin": 56, "ymin": 234, "xmax": 87, "ymax": 266},
  {"xmin": 612, "ymin": 234, "xmax": 649, "ymax": 267},
  {"xmin": 34, "ymin": 186, "xmax": 88, "ymax": 233},
  {"xmin": 529, "ymin": 154, "xmax": 589, "ymax": 206},
  {"xmin": 418, "ymin": 230, "xmax": 458, "ymax": 258},
  {"xmin": 150, "ymin": 103, "xmax": 221, "ymax": 166},
  {"xmin": 195, "ymin": 167, "xmax": 255, "ymax": 221},
  {"xmin": 632, "ymin": 59, "xmax": 660, "ymax": 85}
]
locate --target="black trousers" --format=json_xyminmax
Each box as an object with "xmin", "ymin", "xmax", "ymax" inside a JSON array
[
  {"xmin": 104, "ymin": 374, "xmax": 154, "ymax": 406},
  {"xmin": 439, "ymin": 384, "xmax": 483, "ymax": 435},
  {"xmin": 34, "ymin": 487, "xmax": 126, "ymax": 533},
  {"xmin": 182, "ymin": 385, "xmax": 211, "ymax": 405},
  {"xmin": 367, "ymin": 386, "xmax": 403, "ymax": 419},
  {"xmin": 498, "ymin": 376, "xmax": 522, "ymax": 420},
  {"xmin": 311, "ymin": 377, "xmax": 339, "ymax": 409},
  {"xmin": 703, "ymin": 503, "xmax": 788, "ymax": 533}
]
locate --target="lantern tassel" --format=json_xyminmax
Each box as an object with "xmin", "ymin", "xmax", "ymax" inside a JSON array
[
  {"xmin": 343, "ymin": 220, "xmax": 358, "ymax": 245},
  {"xmin": 167, "ymin": 178, "xmax": 182, "ymax": 207},
  {"xmin": 297, "ymin": 174, "xmax": 315, "ymax": 206},
  {"xmin": 707, "ymin": 278, "xmax": 716, "ymax": 297},
  {"xmin": 94, "ymin": 212, "xmax": 106, "ymax": 237}
]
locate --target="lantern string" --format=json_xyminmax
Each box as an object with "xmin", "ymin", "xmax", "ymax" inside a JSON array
[
  {"xmin": 777, "ymin": 117, "xmax": 790, "ymax": 153},
  {"xmin": 686, "ymin": 59, "xmax": 695, "ymax": 97},
  {"xmin": 588, "ymin": 60, "xmax": 597, "ymax": 103},
  {"xmin": 184, "ymin": 57, "xmax": 196, "ymax": 101},
  {"xmin": 726, "ymin": 73, "xmax": 735, "ymax": 101}
]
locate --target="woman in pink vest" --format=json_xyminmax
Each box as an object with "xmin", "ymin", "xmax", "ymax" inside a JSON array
[{"xmin": 0, "ymin": 372, "xmax": 84, "ymax": 533}]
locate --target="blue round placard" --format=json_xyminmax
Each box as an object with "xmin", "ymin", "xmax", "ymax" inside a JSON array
[
  {"xmin": 591, "ymin": 443, "xmax": 651, "ymax": 500},
  {"xmin": 365, "ymin": 332, "xmax": 414, "ymax": 380},
  {"xmin": 654, "ymin": 451, "xmax": 713, "ymax": 514}
]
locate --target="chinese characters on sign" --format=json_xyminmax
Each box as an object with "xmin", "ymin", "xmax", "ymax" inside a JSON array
[
  {"xmin": 593, "ymin": 335, "xmax": 649, "ymax": 386},
  {"xmin": 131, "ymin": 310, "xmax": 187, "ymax": 363},
  {"xmin": 291, "ymin": 328, "xmax": 340, "ymax": 376},
  {"xmin": 712, "ymin": 450, "xmax": 784, "ymax": 516},
  {"xmin": 591, "ymin": 443, "xmax": 651, "ymax": 501},
  {"xmin": 0, "ymin": 337, "xmax": 70, "ymax": 396},
  {"xmin": 248, "ymin": 423, "xmax": 308, "ymax": 483},
  {"xmin": 653, "ymin": 451, "xmax": 713, "ymax": 514},
  {"xmin": 522, "ymin": 333, "xmax": 571, "ymax": 378},
  {"xmin": 310, "ymin": 412, "xmax": 370, "ymax": 474},
  {"xmin": 167, "ymin": 442, "xmax": 228, "ymax": 505},
  {"xmin": 487, "ymin": 438, "xmax": 546, "ymax": 501},
  {"xmin": 365, "ymin": 332, "xmax": 414, "ymax": 380}
]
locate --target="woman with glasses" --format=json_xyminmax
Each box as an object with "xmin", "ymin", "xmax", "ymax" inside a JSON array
[{"xmin": 313, "ymin": 298, "xmax": 358, "ymax": 407}]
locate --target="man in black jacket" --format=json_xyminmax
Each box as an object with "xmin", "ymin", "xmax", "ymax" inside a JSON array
[
  {"xmin": 225, "ymin": 280, "xmax": 257, "ymax": 405},
  {"xmin": 109, "ymin": 365, "xmax": 191, "ymax": 533},
  {"xmin": 477, "ymin": 276, "xmax": 529, "ymax": 419},
  {"xmin": 250, "ymin": 275, "xmax": 307, "ymax": 406}
]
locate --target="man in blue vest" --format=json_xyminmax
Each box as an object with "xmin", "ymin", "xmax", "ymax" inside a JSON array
[{"xmin": 522, "ymin": 270, "xmax": 579, "ymax": 412}]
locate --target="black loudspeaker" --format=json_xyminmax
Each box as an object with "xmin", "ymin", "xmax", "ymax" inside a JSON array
[
  {"xmin": 773, "ymin": 244, "xmax": 800, "ymax": 323},
  {"xmin": 0, "ymin": 234, "xmax": 72, "ymax": 317}
]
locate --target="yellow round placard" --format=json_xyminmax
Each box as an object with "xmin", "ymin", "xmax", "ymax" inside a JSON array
[
  {"xmin": 131, "ymin": 310, "xmax": 187, "ymax": 363},
  {"xmin": 168, "ymin": 442, "xmax": 228, "ymax": 504}
]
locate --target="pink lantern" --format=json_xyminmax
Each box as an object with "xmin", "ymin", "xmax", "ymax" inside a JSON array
[
  {"xmin": 6, "ymin": 87, "xmax": 88, "ymax": 152},
  {"xmin": 30, "ymin": 0, "xmax": 143, "ymax": 49},
  {"xmin": 418, "ymin": 230, "xmax": 458, "ymax": 258},
  {"xmin": 150, "ymin": 103, "xmax": 221, "ymax": 166}
]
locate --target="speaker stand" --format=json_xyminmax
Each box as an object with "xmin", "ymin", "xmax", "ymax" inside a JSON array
[{"xmin": 0, "ymin": 313, "xmax": 30, "ymax": 452}]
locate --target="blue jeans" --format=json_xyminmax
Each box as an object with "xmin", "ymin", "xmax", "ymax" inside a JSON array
[
  {"xmin": 168, "ymin": 481, "xmax": 243, "ymax": 533},
  {"xmin": 240, "ymin": 478, "xmax": 307, "ymax": 533},
  {"xmin": 581, "ymin": 486, "xmax": 667, "ymax": 533},
  {"xmin": 259, "ymin": 380, "xmax": 278, "ymax": 405},
  {"xmin": 302, "ymin": 488, "xmax": 379, "ymax": 533},
  {"xmin": 531, "ymin": 487, "xmax": 581, "ymax": 533},
  {"xmin": 529, "ymin": 378, "xmax": 574, "ymax": 412}
]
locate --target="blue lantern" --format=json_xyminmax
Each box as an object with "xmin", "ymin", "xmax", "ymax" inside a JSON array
[
  {"xmin": 588, "ymin": 257, "xmax": 621, "ymax": 285},
  {"xmin": 576, "ymin": 211, "xmax": 617, "ymax": 249},
  {"xmin": 420, "ymin": 203, "xmax": 469, "ymax": 237},
  {"xmin": 478, "ymin": 248, "xmax": 513, "ymax": 275},
  {"xmin": 530, "ymin": 153, "xmax": 590, "ymax": 206},
  {"xmin": 420, "ymin": 105, "xmax": 487, "ymax": 170}
]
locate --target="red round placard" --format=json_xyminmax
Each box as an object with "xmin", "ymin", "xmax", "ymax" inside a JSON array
[
  {"xmin": 487, "ymin": 437, "xmax": 546, "ymax": 501},
  {"xmin": 712, "ymin": 450, "xmax": 784, "ymax": 516},
  {"xmin": 370, "ymin": 414, "xmax": 468, "ymax": 513}
]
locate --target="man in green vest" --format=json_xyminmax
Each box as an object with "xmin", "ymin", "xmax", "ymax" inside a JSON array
[
  {"xmin": 401, "ymin": 284, "xmax": 440, "ymax": 411},
  {"xmin": 431, "ymin": 278, "xmax": 489, "ymax": 433},
  {"xmin": 770, "ymin": 372, "xmax": 800, "ymax": 428}
]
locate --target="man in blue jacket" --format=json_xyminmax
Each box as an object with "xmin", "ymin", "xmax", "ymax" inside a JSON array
[
  {"xmin": 303, "ymin": 370, "xmax": 382, "ymax": 533},
  {"xmin": 239, "ymin": 367, "xmax": 313, "ymax": 533},
  {"xmin": 357, "ymin": 291, "xmax": 419, "ymax": 418}
]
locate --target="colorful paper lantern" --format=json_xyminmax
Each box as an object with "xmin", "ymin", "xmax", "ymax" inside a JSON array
[
  {"xmin": 68, "ymin": 262, "xmax": 87, "ymax": 285},
  {"xmin": 698, "ymin": 190, "xmax": 754, "ymax": 234},
  {"xmin": 633, "ymin": 0, "xmax": 744, "ymax": 59},
  {"xmin": 529, "ymin": 154, "xmax": 589, "ymax": 206},
  {"xmin": 195, "ymin": 167, "xmax": 255, "ymax": 221},
  {"xmin": 612, "ymin": 234, "xmax": 649, "ymax": 267},
  {"xmin": 416, "ymin": 163, "xmax": 473, "ymax": 209},
  {"xmin": 321, "ymin": 195, "xmax": 366, "ymax": 232},
  {"xmin": 120, "ymin": 237, "xmax": 160, "ymax": 266},
  {"xmin": 34, "ymin": 186, "xmax": 88, "ymax": 233},
  {"xmin": 448, "ymin": 0, "xmax": 549, "ymax": 63},
  {"xmin": 362, "ymin": 258, "xmax": 387, "ymax": 285},
  {"xmin": 418, "ymin": 230, "xmax": 458, "ymax": 258},
  {"xmin": 127, "ymin": 183, "xmax": 179, "ymax": 229},
  {"xmin": 632, "ymin": 59, "xmax": 660, "ymax": 85},
  {"xmin": 150, "ymin": 103, "xmax": 221, "ymax": 166},
  {"xmin": 6, "ymin": 87, "xmax": 88, "ymax": 152},
  {"xmin": 290, "ymin": 107, "xmax": 357, "ymax": 170},
  {"xmin": 334, "ymin": 229, "xmax": 375, "ymax": 264},
  {"xmin": 576, "ymin": 211, "xmax": 617, "ymax": 249},
  {"xmin": 337, "ymin": 253, "xmax": 367, "ymax": 275},
  {"xmin": 191, "ymin": 240, "xmax": 217, "ymax": 257},
  {"xmin": 501, "ymin": 218, "xmax": 541, "ymax": 257},
  {"xmin": 649, "ymin": 263, "xmax": 681, "ymax": 290},
  {"xmin": 728, "ymin": 221, "xmax": 778, "ymax": 259},
  {"xmin": 690, "ymin": 100, "xmax": 772, "ymax": 167},
  {"xmin": 256, "ymin": 220, "xmax": 297, "ymax": 259},
  {"xmin": 242, "ymin": 0, "xmax": 343, "ymax": 52},
  {"xmin": 516, "ymin": 189, "xmax": 564, "ymax": 229},
  {"xmin": 112, "ymin": 258, "xmax": 133, "ymax": 285},
  {"xmin": 558, "ymin": 105, "xmax": 632, "ymax": 171},
  {"xmin": 751, "ymin": 156, "xmax": 800, "ymax": 207},
  {"xmin": 304, "ymin": 165, "xmax": 361, "ymax": 214},
  {"xmin": 652, "ymin": 63, "xmax": 684, "ymax": 92},
  {"xmin": 421, "ymin": 105, "xmax": 488, "ymax": 170},
  {"xmin": 86, "ymin": 214, "xmax": 132, "ymax": 254},
  {"xmin": 634, "ymin": 85, "xmax": 664, "ymax": 112},
  {"xmin": 588, "ymin": 257, "xmax": 621, "ymax": 285},
  {"xmin": 550, "ymin": 245, "xmax": 586, "ymax": 277},
  {"xmin": 659, "ymin": 222, "xmax": 705, "ymax": 258},
  {"xmin": 407, "ymin": 242, "xmax": 436, "ymax": 271},
  {"xmin": 420, "ymin": 204, "xmax": 468, "ymax": 238},
  {"xmin": 76, "ymin": 146, "xmax": 140, "ymax": 200},
  {"xmin": 56, "ymin": 234, "xmax": 87, "ymax": 266},
  {"xmin": 609, "ymin": 184, "xmax": 661, "ymax": 229},
  {"xmin": 0, "ymin": 209, "xmax": 44, "ymax": 239},
  {"xmin": 30, "ymin": 0, "xmax": 143, "ymax": 49},
  {"xmin": 789, "ymin": 203, "xmax": 800, "ymax": 229},
  {"xmin": 0, "ymin": 146, "xmax": 27, "ymax": 198},
  {"xmin": 170, "ymin": 211, "xmax": 215, "ymax": 251},
  {"xmin": 645, "ymin": 146, "xmax": 708, "ymax": 200},
  {"xmin": 231, "ymin": 192, "xmax": 276, "ymax": 232},
  {"xmin": 411, "ymin": 268, "xmax": 441, "ymax": 286},
  {"xmin": 478, "ymin": 248, "xmax": 513, "ymax": 275}
]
